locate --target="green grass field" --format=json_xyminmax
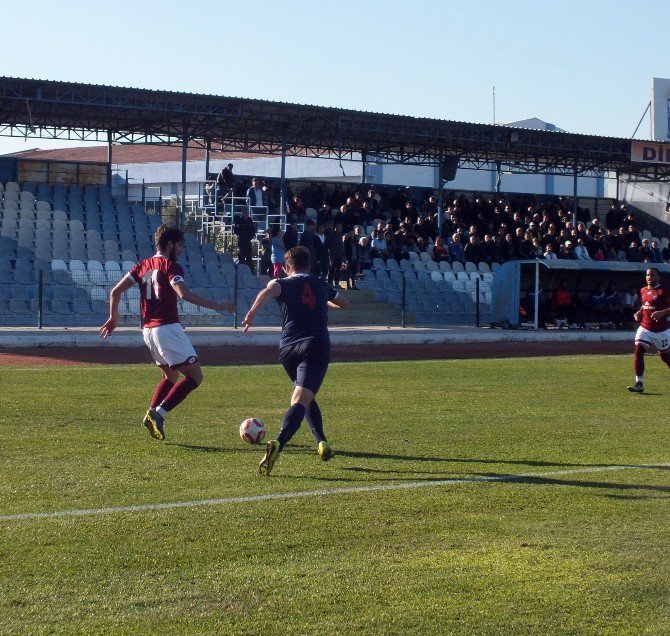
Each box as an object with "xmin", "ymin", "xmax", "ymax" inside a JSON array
[{"xmin": 1, "ymin": 354, "xmax": 669, "ymax": 635}]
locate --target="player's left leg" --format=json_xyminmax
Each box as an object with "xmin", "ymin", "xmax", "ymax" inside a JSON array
[
  {"xmin": 155, "ymin": 361, "xmax": 202, "ymax": 415},
  {"xmin": 658, "ymin": 349, "xmax": 670, "ymax": 371}
]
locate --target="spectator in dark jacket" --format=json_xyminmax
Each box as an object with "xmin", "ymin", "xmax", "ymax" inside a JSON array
[
  {"xmin": 463, "ymin": 235, "xmax": 481, "ymax": 264},
  {"xmin": 298, "ymin": 220, "xmax": 318, "ymax": 272},
  {"xmin": 283, "ymin": 217, "xmax": 299, "ymax": 251},
  {"xmin": 326, "ymin": 223, "xmax": 345, "ymax": 287},
  {"xmin": 234, "ymin": 209, "xmax": 256, "ymax": 272}
]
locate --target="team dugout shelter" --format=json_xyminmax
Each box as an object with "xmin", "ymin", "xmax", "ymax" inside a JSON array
[{"xmin": 492, "ymin": 260, "xmax": 670, "ymax": 328}]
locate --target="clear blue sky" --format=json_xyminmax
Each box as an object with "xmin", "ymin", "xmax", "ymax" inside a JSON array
[{"xmin": 1, "ymin": 0, "xmax": 667, "ymax": 154}]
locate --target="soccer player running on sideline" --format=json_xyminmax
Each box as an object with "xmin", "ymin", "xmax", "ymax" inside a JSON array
[
  {"xmin": 99, "ymin": 225, "xmax": 235, "ymax": 439},
  {"xmin": 628, "ymin": 267, "xmax": 670, "ymax": 393},
  {"xmin": 242, "ymin": 246, "xmax": 350, "ymax": 475}
]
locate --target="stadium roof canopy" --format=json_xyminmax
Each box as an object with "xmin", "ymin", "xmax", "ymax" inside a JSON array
[{"xmin": 1, "ymin": 76, "xmax": 667, "ymax": 180}]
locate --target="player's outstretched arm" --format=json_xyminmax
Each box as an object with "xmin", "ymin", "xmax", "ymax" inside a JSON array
[
  {"xmin": 100, "ymin": 275, "xmax": 135, "ymax": 339},
  {"xmin": 242, "ymin": 281, "xmax": 280, "ymax": 332},
  {"xmin": 173, "ymin": 282, "xmax": 235, "ymax": 313}
]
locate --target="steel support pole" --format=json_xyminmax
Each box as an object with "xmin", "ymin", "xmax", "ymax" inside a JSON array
[
  {"xmin": 534, "ymin": 258, "xmax": 540, "ymax": 330},
  {"xmin": 401, "ymin": 274, "xmax": 406, "ymax": 328},
  {"xmin": 572, "ymin": 160, "xmax": 578, "ymax": 227},
  {"xmin": 205, "ymin": 138, "xmax": 211, "ymax": 179},
  {"xmin": 180, "ymin": 133, "xmax": 188, "ymax": 229},
  {"xmin": 615, "ymin": 170, "xmax": 620, "ymax": 201},
  {"xmin": 37, "ymin": 269, "xmax": 43, "ymax": 329},
  {"xmin": 280, "ymin": 143, "xmax": 287, "ymax": 214},
  {"xmin": 361, "ymin": 150, "xmax": 367, "ymax": 185},
  {"xmin": 106, "ymin": 130, "xmax": 113, "ymax": 189},
  {"xmin": 436, "ymin": 152, "xmax": 444, "ymax": 236}
]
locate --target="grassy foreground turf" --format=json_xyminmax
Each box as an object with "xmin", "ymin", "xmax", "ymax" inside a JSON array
[{"xmin": 0, "ymin": 355, "xmax": 669, "ymax": 635}]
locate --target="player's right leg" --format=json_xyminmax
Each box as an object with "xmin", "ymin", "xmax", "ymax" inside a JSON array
[
  {"xmin": 259, "ymin": 382, "xmax": 313, "ymax": 476},
  {"xmin": 144, "ymin": 365, "xmax": 179, "ymax": 440},
  {"xmin": 258, "ymin": 440, "xmax": 281, "ymax": 476},
  {"xmin": 628, "ymin": 329, "xmax": 649, "ymax": 393}
]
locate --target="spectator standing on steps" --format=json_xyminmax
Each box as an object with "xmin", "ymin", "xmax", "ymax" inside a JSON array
[
  {"xmin": 326, "ymin": 223, "xmax": 345, "ymax": 288},
  {"xmin": 270, "ymin": 227, "xmax": 286, "ymax": 279},
  {"xmin": 234, "ymin": 208, "xmax": 256, "ymax": 273},
  {"xmin": 283, "ymin": 216, "xmax": 300, "ymax": 251},
  {"xmin": 216, "ymin": 163, "xmax": 235, "ymax": 201},
  {"xmin": 246, "ymin": 177, "xmax": 267, "ymax": 208}
]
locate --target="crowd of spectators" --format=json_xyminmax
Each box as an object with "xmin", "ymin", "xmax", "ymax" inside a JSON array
[{"xmin": 218, "ymin": 172, "xmax": 669, "ymax": 290}]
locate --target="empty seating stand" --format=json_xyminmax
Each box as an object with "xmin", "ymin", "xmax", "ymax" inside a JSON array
[{"xmin": 0, "ymin": 181, "xmax": 245, "ymax": 327}]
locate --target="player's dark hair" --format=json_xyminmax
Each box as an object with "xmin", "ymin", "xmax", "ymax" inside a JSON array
[
  {"xmin": 155, "ymin": 225, "xmax": 185, "ymax": 251},
  {"xmin": 285, "ymin": 246, "xmax": 311, "ymax": 272}
]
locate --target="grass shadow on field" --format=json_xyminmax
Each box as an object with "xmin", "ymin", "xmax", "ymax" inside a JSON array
[
  {"xmin": 167, "ymin": 443, "xmax": 252, "ymax": 454},
  {"xmin": 306, "ymin": 465, "xmax": 670, "ymax": 496},
  {"xmin": 168, "ymin": 442, "xmax": 317, "ymax": 454},
  {"xmin": 336, "ymin": 450, "xmax": 625, "ymax": 469},
  {"xmin": 473, "ymin": 472, "xmax": 670, "ymax": 496}
]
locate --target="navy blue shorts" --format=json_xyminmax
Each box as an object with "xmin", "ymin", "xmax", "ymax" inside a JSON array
[{"xmin": 279, "ymin": 339, "xmax": 330, "ymax": 394}]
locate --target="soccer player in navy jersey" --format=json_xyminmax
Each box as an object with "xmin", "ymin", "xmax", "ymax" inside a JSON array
[
  {"xmin": 100, "ymin": 225, "xmax": 235, "ymax": 440},
  {"xmin": 628, "ymin": 267, "xmax": 670, "ymax": 393},
  {"xmin": 242, "ymin": 246, "xmax": 350, "ymax": 475}
]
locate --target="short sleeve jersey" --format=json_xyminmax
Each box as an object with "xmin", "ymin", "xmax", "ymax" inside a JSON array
[
  {"xmin": 129, "ymin": 256, "xmax": 185, "ymax": 328},
  {"xmin": 275, "ymin": 274, "xmax": 338, "ymax": 348},
  {"xmin": 639, "ymin": 284, "xmax": 670, "ymax": 333}
]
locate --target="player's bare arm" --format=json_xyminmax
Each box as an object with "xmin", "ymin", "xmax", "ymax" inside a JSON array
[
  {"xmin": 100, "ymin": 275, "xmax": 135, "ymax": 339},
  {"xmin": 650, "ymin": 307, "xmax": 670, "ymax": 322},
  {"xmin": 242, "ymin": 280, "xmax": 281, "ymax": 332},
  {"xmin": 328, "ymin": 294, "xmax": 351, "ymax": 310},
  {"xmin": 172, "ymin": 281, "xmax": 235, "ymax": 313}
]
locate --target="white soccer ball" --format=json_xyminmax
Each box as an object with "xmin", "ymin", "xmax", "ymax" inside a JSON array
[{"xmin": 239, "ymin": 417, "xmax": 266, "ymax": 444}]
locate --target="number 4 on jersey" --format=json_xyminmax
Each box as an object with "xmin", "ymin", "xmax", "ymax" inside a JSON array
[{"xmin": 301, "ymin": 281, "xmax": 316, "ymax": 309}]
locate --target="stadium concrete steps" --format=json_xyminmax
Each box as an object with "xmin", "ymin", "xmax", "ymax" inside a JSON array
[{"xmin": 328, "ymin": 289, "xmax": 409, "ymax": 327}]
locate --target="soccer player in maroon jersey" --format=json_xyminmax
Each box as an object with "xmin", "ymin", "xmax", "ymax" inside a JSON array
[
  {"xmin": 628, "ymin": 267, "xmax": 670, "ymax": 393},
  {"xmin": 99, "ymin": 225, "xmax": 235, "ymax": 439},
  {"xmin": 242, "ymin": 246, "xmax": 350, "ymax": 475}
]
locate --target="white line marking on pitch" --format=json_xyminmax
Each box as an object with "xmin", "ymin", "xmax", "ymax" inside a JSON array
[{"xmin": 1, "ymin": 463, "xmax": 668, "ymax": 522}]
